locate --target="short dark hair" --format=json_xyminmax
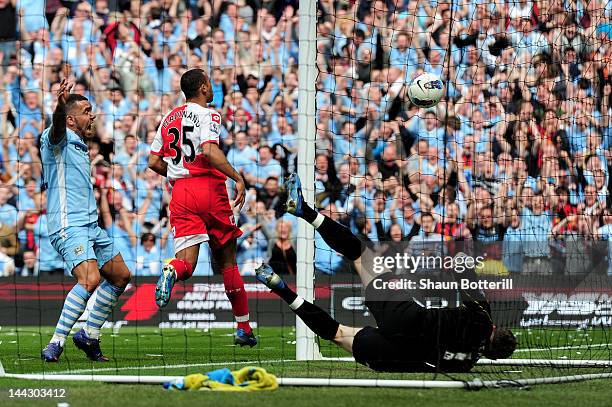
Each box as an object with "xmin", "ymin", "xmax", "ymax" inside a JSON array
[
  {"xmin": 65, "ymin": 93, "xmax": 89, "ymax": 114},
  {"xmin": 140, "ymin": 232, "xmax": 156, "ymax": 245},
  {"xmin": 483, "ymin": 327, "xmax": 516, "ymax": 359},
  {"xmin": 259, "ymin": 145, "xmax": 272, "ymax": 154},
  {"xmin": 556, "ymin": 186, "xmax": 569, "ymax": 196},
  {"xmin": 181, "ymin": 68, "xmax": 207, "ymax": 99},
  {"xmin": 420, "ymin": 212, "xmax": 434, "ymax": 221}
]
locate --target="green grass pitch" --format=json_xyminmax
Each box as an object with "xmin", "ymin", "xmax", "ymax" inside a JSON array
[{"xmin": 0, "ymin": 326, "xmax": 611, "ymax": 406}]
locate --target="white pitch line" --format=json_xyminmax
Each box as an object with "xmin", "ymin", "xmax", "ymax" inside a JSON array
[
  {"xmin": 35, "ymin": 358, "xmax": 304, "ymax": 376},
  {"xmin": 514, "ymin": 343, "xmax": 610, "ymax": 353}
]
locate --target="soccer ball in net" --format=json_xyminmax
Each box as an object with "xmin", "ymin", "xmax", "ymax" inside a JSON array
[{"xmin": 407, "ymin": 73, "xmax": 444, "ymax": 108}]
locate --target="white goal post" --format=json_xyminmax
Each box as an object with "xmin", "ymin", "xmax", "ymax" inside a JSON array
[{"xmin": 296, "ymin": 0, "xmax": 319, "ymax": 360}]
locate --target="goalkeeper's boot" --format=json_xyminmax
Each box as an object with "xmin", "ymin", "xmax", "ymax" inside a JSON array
[
  {"xmin": 284, "ymin": 173, "xmax": 304, "ymax": 217},
  {"xmin": 72, "ymin": 329, "xmax": 109, "ymax": 362},
  {"xmin": 155, "ymin": 261, "xmax": 177, "ymax": 308},
  {"xmin": 41, "ymin": 342, "xmax": 63, "ymax": 362},
  {"xmin": 234, "ymin": 328, "xmax": 258, "ymax": 347},
  {"xmin": 255, "ymin": 263, "xmax": 287, "ymax": 291}
]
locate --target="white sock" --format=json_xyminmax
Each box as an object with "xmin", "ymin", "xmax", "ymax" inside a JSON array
[
  {"xmin": 84, "ymin": 326, "xmax": 101, "ymax": 340},
  {"xmin": 50, "ymin": 334, "xmax": 66, "ymax": 347},
  {"xmin": 235, "ymin": 314, "xmax": 250, "ymax": 323},
  {"xmin": 289, "ymin": 297, "xmax": 305, "ymax": 310},
  {"xmin": 312, "ymin": 213, "xmax": 324, "ymax": 229}
]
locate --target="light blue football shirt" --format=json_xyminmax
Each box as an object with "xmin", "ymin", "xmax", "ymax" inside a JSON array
[{"xmin": 40, "ymin": 127, "xmax": 98, "ymax": 235}]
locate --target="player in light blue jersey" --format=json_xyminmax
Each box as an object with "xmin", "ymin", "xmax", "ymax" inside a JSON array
[{"xmin": 40, "ymin": 79, "xmax": 132, "ymax": 362}]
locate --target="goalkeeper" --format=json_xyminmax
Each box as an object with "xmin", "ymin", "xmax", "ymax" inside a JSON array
[{"xmin": 256, "ymin": 173, "xmax": 516, "ymax": 373}]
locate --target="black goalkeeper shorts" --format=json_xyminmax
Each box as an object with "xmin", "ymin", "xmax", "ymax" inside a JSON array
[
  {"xmin": 352, "ymin": 326, "xmax": 427, "ymax": 372},
  {"xmin": 351, "ymin": 274, "xmax": 432, "ymax": 372}
]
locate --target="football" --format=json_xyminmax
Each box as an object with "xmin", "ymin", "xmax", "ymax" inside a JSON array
[{"xmin": 407, "ymin": 73, "xmax": 444, "ymax": 108}]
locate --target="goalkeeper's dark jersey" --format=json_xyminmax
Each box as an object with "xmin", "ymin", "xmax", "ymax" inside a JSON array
[
  {"xmin": 419, "ymin": 300, "xmax": 493, "ymax": 372},
  {"xmin": 356, "ymin": 275, "xmax": 494, "ymax": 373}
]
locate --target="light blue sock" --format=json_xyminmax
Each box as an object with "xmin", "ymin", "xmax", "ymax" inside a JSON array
[
  {"xmin": 51, "ymin": 284, "xmax": 91, "ymax": 346},
  {"xmin": 85, "ymin": 280, "xmax": 125, "ymax": 339}
]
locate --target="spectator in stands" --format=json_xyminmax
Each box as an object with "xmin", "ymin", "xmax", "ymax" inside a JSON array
[
  {"xmin": 19, "ymin": 249, "xmax": 35, "ymax": 276},
  {"xmin": 257, "ymin": 176, "xmax": 284, "ymax": 216},
  {"xmin": 0, "ymin": 239, "xmax": 15, "ymax": 276},
  {"xmin": 228, "ymin": 131, "xmax": 257, "ymax": 175},
  {"xmin": 135, "ymin": 232, "xmax": 162, "ymax": 276},
  {"xmin": 0, "ymin": 0, "xmax": 17, "ymax": 66},
  {"xmin": 268, "ymin": 220, "xmax": 297, "ymax": 275},
  {"xmin": 502, "ymin": 207, "xmax": 525, "ymax": 274},
  {"xmin": 0, "ymin": 187, "xmax": 17, "ymax": 229},
  {"xmin": 237, "ymin": 223, "xmax": 267, "ymax": 276},
  {"xmin": 314, "ymin": 203, "xmax": 350, "ymax": 274},
  {"xmin": 521, "ymin": 192, "xmax": 554, "ymax": 274},
  {"xmin": 245, "ymin": 145, "xmax": 282, "ymax": 188}
]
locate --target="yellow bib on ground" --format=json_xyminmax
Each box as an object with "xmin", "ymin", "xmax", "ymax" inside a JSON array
[{"xmin": 179, "ymin": 367, "xmax": 278, "ymax": 392}]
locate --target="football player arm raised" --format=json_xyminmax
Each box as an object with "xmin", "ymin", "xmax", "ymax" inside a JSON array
[
  {"xmin": 50, "ymin": 78, "xmax": 71, "ymax": 145},
  {"xmin": 201, "ymin": 141, "xmax": 246, "ymax": 210}
]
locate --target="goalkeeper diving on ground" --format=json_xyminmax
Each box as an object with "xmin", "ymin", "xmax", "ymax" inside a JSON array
[{"xmin": 256, "ymin": 173, "xmax": 516, "ymax": 372}]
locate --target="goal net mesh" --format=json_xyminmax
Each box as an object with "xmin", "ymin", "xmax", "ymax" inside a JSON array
[
  {"xmin": 0, "ymin": 0, "xmax": 610, "ymax": 388},
  {"xmin": 311, "ymin": 0, "xmax": 612, "ymax": 385}
]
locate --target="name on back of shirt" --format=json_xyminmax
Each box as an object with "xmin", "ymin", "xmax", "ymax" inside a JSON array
[{"xmin": 162, "ymin": 109, "xmax": 202, "ymax": 129}]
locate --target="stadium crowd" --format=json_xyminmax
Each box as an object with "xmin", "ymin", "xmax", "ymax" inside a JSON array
[{"xmin": 0, "ymin": 0, "xmax": 611, "ymax": 277}]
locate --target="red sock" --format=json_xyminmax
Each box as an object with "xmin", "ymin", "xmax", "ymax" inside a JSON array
[
  {"xmin": 222, "ymin": 265, "xmax": 251, "ymax": 333},
  {"xmin": 170, "ymin": 259, "xmax": 194, "ymax": 281}
]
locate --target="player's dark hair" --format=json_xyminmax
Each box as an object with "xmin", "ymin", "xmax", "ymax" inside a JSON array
[
  {"xmin": 65, "ymin": 94, "xmax": 89, "ymax": 114},
  {"xmin": 483, "ymin": 327, "xmax": 517, "ymax": 359},
  {"xmin": 181, "ymin": 68, "xmax": 208, "ymax": 100}
]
